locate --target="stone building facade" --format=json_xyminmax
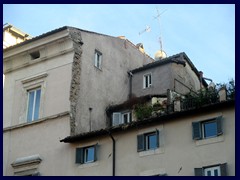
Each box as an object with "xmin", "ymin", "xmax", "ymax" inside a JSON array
[{"xmin": 3, "ymin": 25, "xmax": 235, "ymax": 176}]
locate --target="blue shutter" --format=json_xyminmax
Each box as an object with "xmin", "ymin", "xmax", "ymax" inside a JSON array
[
  {"xmin": 137, "ymin": 134, "xmax": 145, "ymax": 152},
  {"xmin": 220, "ymin": 163, "xmax": 227, "ymax": 176},
  {"xmin": 194, "ymin": 168, "xmax": 203, "ymax": 176},
  {"xmin": 192, "ymin": 121, "xmax": 202, "ymax": 140},
  {"xmin": 216, "ymin": 116, "xmax": 223, "ymax": 135},
  {"xmin": 76, "ymin": 148, "xmax": 83, "ymax": 164},
  {"xmin": 156, "ymin": 129, "xmax": 159, "ymax": 148},
  {"xmin": 94, "ymin": 144, "xmax": 98, "ymax": 162}
]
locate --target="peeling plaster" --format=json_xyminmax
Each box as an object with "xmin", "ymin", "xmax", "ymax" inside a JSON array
[{"xmin": 68, "ymin": 28, "xmax": 83, "ymax": 135}]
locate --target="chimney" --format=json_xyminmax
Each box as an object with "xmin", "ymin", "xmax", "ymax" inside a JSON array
[
  {"xmin": 199, "ymin": 71, "xmax": 203, "ymax": 88},
  {"xmin": 118, "ymin": 36, "xmax": 126, "ymax": 39},
  {"xmin": 136, "ymin": 43, "xmax": 145, "ymax": 54}
]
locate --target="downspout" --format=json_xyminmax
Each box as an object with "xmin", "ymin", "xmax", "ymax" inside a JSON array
[
  {"xmin": 128, "ymin": 71, "xmax": 133, "ymax": 99},
  {"xmin": 108, "ymin": 132, "xmax": 115, "ymax": 176}
]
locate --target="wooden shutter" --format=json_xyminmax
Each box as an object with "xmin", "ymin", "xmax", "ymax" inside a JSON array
[
  {"xmin": 137, "ymin": 134, "xmax": 145, "ymax": 152},
  {"xmin": 112, "ymin": 113, "xmax": 121, "ymax": 126},
  {"xmin": 216, "ymin": 116, "xmax": 223, "ymax": 135},
  {"xmin": 76, "ymin": 148, "xmax": 83, "ymax": 164},
  {"xmin": 220, "ymin": 163, "xmax": 227, "ymax": 176},
  {"xmin": 194, "ymin": 168, "xmax": 203, "ymax": 176},
  {"xmin": 94, "ymin": 144, "xmax": 98, "ymax": 162},
  {"xmin": 192, "ymin": 121, "xmax": 202, "ymax": 140},
  {"xmin": 156, "ymin": 129, "xmax": 160, "ymax": 148}
]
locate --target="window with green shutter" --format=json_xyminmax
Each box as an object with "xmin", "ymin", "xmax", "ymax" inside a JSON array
[
  {"xmin": 194, "ymin": 163, "xmax": 227, "ymax": 176},
  {"xmin": 192, "ymin": 116, "xmax": 223, "ymax": 140},
  {"xmin": 137, "ymin": 129, "xmax": 159, "ymax": 152},
  {"xmin": 76, "ymin": 144, "xmax": 97, "ymax": 164}
]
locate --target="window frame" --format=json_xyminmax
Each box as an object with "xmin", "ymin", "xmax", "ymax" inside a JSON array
[
  {"xmin": 145, "ymin": 132, "xmax": 158, "ymax": 150},
  {"xmin": 112, "ymin": 111, "xmax": 131, "ymax": 126},
  {"xmin": 76, "ymin": 144, "xmax": 97, "ymax": 164},
  {"xmin": 143, "ymin": 73, "xmax": 152, "ymax": 89},
  {"xmin": 202, "ymin": 120, "xmax": 218, "ymax": 139},
  {"xmin": 137, "ymin": 130, "xmax": 159, "ymax": 152},
  {"xmin": 204, "ymin": 166, "xmax": 221, "ymax": 176},
  {"xmin": 26, "ymin": 87, "xmax": 41, "ymax": 122},
  {"xmin": 83, "ymin": 146, "xmax": 95, "ymax": 164},
  {"xmin": 192, "ymin": 116, "xmax": 222, "ymax": 140},
  {"xmin": 94, "ymin": 50, "xmax": 102, "ymax": 70},
  {"xmin": 21, "ymin": 72, "xmax": 47, "ymax": 124},
  {"xmin": 194, "ymin": 163, "xmax": 227, "ymax": 176}
]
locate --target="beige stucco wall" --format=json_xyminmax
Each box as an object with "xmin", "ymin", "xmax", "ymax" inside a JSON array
[
  {"xmin": 68, "ymin": 106, "xmax": 234, "ymax": 176},
  {"xmin": 3, "ymin": 115, "xmax": 71, "ymax": 176},
  {"xmin": 75, "ymin": 31, "xmax": 153, "ymax": 133},
  {"xmin": 3, "ymin": 29, "xmax": 75, "ymax": 175},
  {"xmin": 3, "ymin": 30, "xmax": 74, "ymax": 128}
]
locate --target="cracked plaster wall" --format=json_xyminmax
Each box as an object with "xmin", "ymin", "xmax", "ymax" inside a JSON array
[{"xmin": 69, "ymin": 29, "xmax": 153, "ymax": 134}]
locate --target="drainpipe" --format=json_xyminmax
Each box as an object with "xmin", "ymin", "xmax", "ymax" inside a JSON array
[
  {"xmin": 108, "ymin": 132, "xmax": 115, "ymax": 176},
  {"xmin": 128, "ymin": 71, "xmax": 133, "ymax": 99}
]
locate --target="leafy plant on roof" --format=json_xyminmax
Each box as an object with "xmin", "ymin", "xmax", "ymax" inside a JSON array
[
  {"xmin": 134, "ymin": 103, "xmax": 153, "ymax": 120},
  {"xmin": 181, "ymin": 79, "xmax": 235, "ymax": 109},
  {"xmin": 216, "ymin": 78, "xmax": 235, "ymax": 100}
]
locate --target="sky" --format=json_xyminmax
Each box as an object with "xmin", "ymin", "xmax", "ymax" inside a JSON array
[{"xmin": 3, "ymin": 4, "xmax": 235, "ymax": 84}]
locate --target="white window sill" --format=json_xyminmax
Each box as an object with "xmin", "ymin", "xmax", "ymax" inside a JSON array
[
  {"xmin": 77, "ymin": 161, "xmax": 99, "ymax": 169},
  {"xmin": 195, "ymin": 135, "xmax": 224, "ymax": 146},
  {"xmin": 140, "ymin": 168, "xmax": 166, "ymax": 176},
  {"xmin": 139, "ymin": 148, "xmax": 164, "ymax": 157}
]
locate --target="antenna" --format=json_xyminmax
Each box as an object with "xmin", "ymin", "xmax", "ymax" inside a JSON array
[
  {"xmin": 154, "ymin": 7, "xmax": 167, "ymax": 51},
  {"xmin": 139, "ymin": 25, "xmax": 151, "ymax": 36}
]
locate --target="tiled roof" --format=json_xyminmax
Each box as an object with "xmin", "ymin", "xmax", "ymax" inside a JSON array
[
  {"xmin": 3, "ymin": 26, "xmax": 69, "ymax": 51},
  {"xmin": 60, "ymin": 99, "xmax": 234, "ymax": 143},
  {"xmin": 3, "ymin": 26, "xmax": 154, "ymax": 62},
  {"xmin": 106, "ymin": 94, "xmax": 167, "ymax": 113},
  {"xmin": 131, "ymin": 52, "xmax": 208, "ymax": 87}
]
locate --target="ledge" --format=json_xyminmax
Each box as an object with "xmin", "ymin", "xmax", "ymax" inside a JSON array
[
  {"xmin": 11, "ymin": 154, "xmax": 42, "ymax": 168},
  {"xmin": 3, "ymin": 111, "xmax": 70, "ymax": 132}
]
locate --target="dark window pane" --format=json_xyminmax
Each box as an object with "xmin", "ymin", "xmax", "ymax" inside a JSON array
[
  {"xmin": 204, "ymin": 121, "xmax": 217, "ymax": 138},
  {"xmin": 145, "ymin": 76, "xmax": 148, "ymax": 88},
  {"xmin": 123, "ymin": 113, "xmax": 129, "ymax": 123},
  {"xmin": 214, "ymin": 169, "xmax": 219, "ymax": 176},
  {"xmin": 207, "ymin": 170, "xmax": 211, "ymax": 176}
]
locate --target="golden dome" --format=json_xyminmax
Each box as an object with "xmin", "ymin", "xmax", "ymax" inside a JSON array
[{"xmin": 154, "ymin": 50, "xmax": 167, "ymax": 60}]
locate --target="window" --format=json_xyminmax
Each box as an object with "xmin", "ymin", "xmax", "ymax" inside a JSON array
[
  {"xmin": 204, "ymin": 166, "xmax": 220, "ymax": 176},
  {"xmin": 112, "ymin": 112, "xmax": 131, "ymax": 126},
  {"xmin": 194, "ymin": 163, "xmax": 227, "ymax": 176},
  {"xmin": 94, "ymin": 50, "xmax": 102, "ymax": 69},
  {"xmin": 30, "ymin": 51, "xmax": 40, "ymax": 60},
  {"xmin": 143, "ymin": 73, "xmax": 152, "ymax": 89},
  {"xmin": 137, "ymin": 130, "xmax": 159, "ymax": 152},
  {"xmin": 192, "ymin": 116, "xmax": 222, "ymax": 140},
  {"xmin": 27, "ymin": 88, "xmax": 41, "ymax": 122},
  {"xmin": 76, "ymin": 145, "xmax": 97, "ymax": 164}
]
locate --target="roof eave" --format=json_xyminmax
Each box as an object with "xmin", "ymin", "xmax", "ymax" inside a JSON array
[{"xmin": 60, "ymin": 99, "xmax": 234, "ymax": 143}]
